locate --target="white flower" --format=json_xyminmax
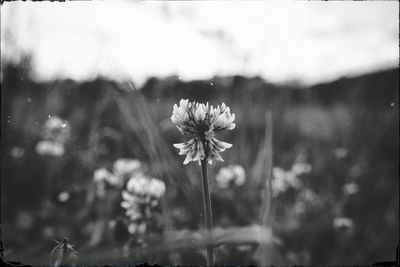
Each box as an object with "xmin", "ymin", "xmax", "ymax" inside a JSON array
[
  {"xmin": 127, "ymin": 222, "xmax": 146, "ymax": 235},
  {"xmin": 113, "ymin": 158, "xmax": 142, "ymax": 179},
  {"xmin": 215, "ymin": 165, "xmax": 246, "ymax": 188},
  {"xmin": 121, "ymin": 192, "xmax": 143, "ymax": 220},
  {"xmin": 58, "ymin": 191, "xmax": 70, "ymax": 202},
  {"xmin": 125, "ymin": 175, "xmax": 166, "ymax": 200},
  {"xmin": 121, "ymin": 175, "xmax": 165, "ymax": 223},
  {"xmin": 147, "ymin": 178, "xmax": 166, "ymax": 199},
  {"xmin": 342, "ymin": 182, "xmax": 359, "ymax": 196},
  {"xmin": 93, "ymin": 168, "xmax": 119, "ymax": 186},
  {"xmin": 35, "ymin": 140, "xmax": 65, "ymax": 157},
  {"xmin": 333, "ymin": 217, "xmax": 354, "ymax": 230},
  {"xmin": 291, "ymin": 162, "xmax": 312, "ymax": 176},
  {"xmin": 171, "ymin": 99, "xmax": 235, "ymax": 165},
  {"xmin": 272, "ymin": 167, "xmax": 303, "ymax": 197}
]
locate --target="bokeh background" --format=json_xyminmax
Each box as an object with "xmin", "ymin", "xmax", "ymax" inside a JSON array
[{"xmin": 1, "ymin": 1, "xmax": 399, "ymax": 266}]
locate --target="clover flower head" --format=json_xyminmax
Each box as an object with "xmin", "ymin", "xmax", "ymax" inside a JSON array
[
  {"xmin": 121, "ymin": 192, "xmax": 143, "ymax": 220},
  {"xmin": 121, "ymin": 175, "xmax": 165, "ymax": 224},
  {"xmin": 113, "ymin": 158, "xmax": 142, "ymax": 179},
  {"xmin": 171, "ymin": 99, "xmax": 235, "ymax": 165},
  {"xmin": 124, "ymin": 175, "xmax": 166, "ymax": 201},
  {"xmin": 216, "ymin": 165, "xmax": 246, "ymax": 188}
]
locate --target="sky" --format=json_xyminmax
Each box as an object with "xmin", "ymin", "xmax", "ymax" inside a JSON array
[{"xmin": 1, "ymin": 0, "xmax": 398, "ymax": 86}]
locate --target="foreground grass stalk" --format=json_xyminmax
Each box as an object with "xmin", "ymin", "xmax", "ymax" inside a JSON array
[{"xmin": 201, "ymin": 158, "xmax": 214, "ymax": 266}]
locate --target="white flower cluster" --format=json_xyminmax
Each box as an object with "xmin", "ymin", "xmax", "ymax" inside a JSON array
[
  {"xmin": 35, "ymin": 116, "xmax": 70, "ymax": 157},
  {"xmin": 342, "ymin": 182, "xmax": 360, "ymax": 196},
  {"xmin": 272, "ymin": 162, "xmax": 312, "ymax": 197},
  {"xmin": 93, "ymin": 158, "xmax": 143, "ymax": 198},
  {"xmin": 121, "ymin": 174, "xmax": 166, "ymax": 222},
  {"xmin": 272, "ymin": 167, "xmax": 303, "ymax": 197},
  {"xmin": 113, "ymin": 158, "xmax": 142, "ymax": 179},
  {"xmin": 171, "ymin": 99, "xmax": 235, "ymax": 165},
  {"xmin": 215, "ymin": 165, "xmax": 246, "ymax": 189}
]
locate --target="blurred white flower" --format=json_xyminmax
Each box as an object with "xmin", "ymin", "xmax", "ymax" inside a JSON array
[
  {"xmin": 291, "ymin": 162, "xmax": 312, "ymax": 176},
  {"xmin": 125, "ymin": 175, "xmax": 166, "ymax": 200},
  {"xmin": 35, "ymin": 140, "xmax": 65, "ymax": 157},
  {"xmin": 121, "ymin": 175, "xmax": 165, "ymax": 222},
  {"xmin": 127, "ymin": 222, "xmax": 146, "ymax": 235},
  {"xmin": 333, "ymin": 217, "xmax": 354, "ymax": 230},
  {"xmin": 272, "ymin": 167, "xmax": 303, "ymax": 197},
  {"xmin": 113, "ymin": 158, "xmax": 142, "ymax": 179},
  {"xmin": 57, "ymin": 191, "xmax": 70, "ymax": 202},
  {"xmin": 147, "ymin": 178, "xmax": 166, "ymax": 199},
  {"xmin": 93, "ymin": 168, "xmax": 119, "ymax": 186},
  {"xmin": 121, "ymin": 193, "xmax": 143, "ymax": 221},
  {"xmin": 215, "ymin": 165, "xmax": 246, "ymax": 188},
  {"xmin": 342, "ymin": 182, "xmax": 360, "ymax": 196},
  {"xmin": 42, "ymin": 116, "xmax": 71, "ymax": 143},
  {"xmin": 171, "ymin": 99, "xmax": 235, "ymax": 165}
]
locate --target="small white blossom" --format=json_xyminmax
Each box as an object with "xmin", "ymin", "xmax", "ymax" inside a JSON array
[
  {"xmin": 215, "ymin": 165, "xmax": 246, "ymax": 188},
  {"xmin": 171, "ymin": 99, "xmax": 235, "ymax": 165},
  {"xmin": 128, "ymin": 222, "xmax": 146, "ymax": 235},
  {"xmin": 35, "ymin": 140, "xmax": 65, "ymax": 157},
  {"xmin": 58, "ymin": 191, "xmax": 70, "ymax": 202},
  {"xmin": 333, "ymin": 217, "xmax": 354, "ymax": 230},
  {"xmin": 93, "ymin": 168, "xmax": 119, "ymax": 186},
  {"xmin": 272, "ymin": 167, "xmax": 303, "ymax": 197},
  {"xmin": 291, "ymin": 162, "xmax": 312, "ymax": 176},
  {"xmin": 342, "ymin": 182, "xmax": 360, "ymax": 196},
  {"xmin": 113, "ymin": 158, "xmax": 142, "ymax": 179}
]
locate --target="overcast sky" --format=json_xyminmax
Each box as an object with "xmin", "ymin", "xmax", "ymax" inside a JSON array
[{"xmin": 1, "ymin": 0, "xmax": 398, "ymax": 86}]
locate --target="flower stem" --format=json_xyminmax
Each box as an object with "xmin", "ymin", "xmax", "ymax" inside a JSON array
[{"xmin": 200, "ymin": 158, "xmax": 214, "ymax": 266}]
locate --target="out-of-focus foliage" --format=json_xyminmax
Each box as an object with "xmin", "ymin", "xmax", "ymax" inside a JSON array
[{"xmin": 1, "ymin": 58, "xmax": 398, "ymax": 265}]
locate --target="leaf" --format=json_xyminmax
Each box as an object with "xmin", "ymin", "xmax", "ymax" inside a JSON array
[{"xmin": 49, "ymin": 244, "xmax": 63, "ymax": 267}]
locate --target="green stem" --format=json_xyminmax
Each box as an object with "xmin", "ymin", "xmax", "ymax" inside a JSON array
[{"xmin": 201, "ymin": 158, "xmax": 214, "ymax": 266}]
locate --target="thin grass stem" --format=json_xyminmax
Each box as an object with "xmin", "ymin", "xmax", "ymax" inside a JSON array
[{"xmin": 201, "ymin": 158, "xmax": 214, "ymax": 266}]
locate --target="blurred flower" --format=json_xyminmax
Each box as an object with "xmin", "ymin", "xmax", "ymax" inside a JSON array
[
  {"xmin": 35, "ymin": 140, "xmax": 65, "ymax": 157},
  {"xmin": 128, "ymin": 221, "xmax": 147, "ymax": 235},
  {"xmin": 58, "ymin": 191, "xmax": 70, "ymax": 202},
  {"xmin": 291, "ymin": 162, "xmax": 312, "ymax": 176},
  {"xmin": 342, "ymin": 182, "xmax": 360, "ymax": 196},
  {"xmin": 121, "ymin": 175, "xmax": 165, "ymax": 221},
  {"xmin": 272, "ymin": 167, "xmax": 303, "ymax": 197},
  {"xmin": 124, "ymin": 175, "xmax": 166, "ymax": 200},
  {"xmin": 334, "ymin": 147, "xmax": 349, "ymax": 159},
  {"xmin": 333, "ymin": 217, "xmax": 354, "ymax": 231},
  {"xmin": 215, "ymin": 165, "xmax": 246, "ymax": 188},
  {"xmin": 171, "ymin": 99, "xmax": 235, "ymax": 165},
  {"xmin": 10, "ymin": 146, "xmax": 25, "ymax": 158},
  {"xmin": 147, "ymin": 178, "xmax": 167, "ymax": 199},
  {"xmin": 42, "ymin": 116, "xmax": 71, "ymax": 144},
  {"xmin": 93, "ymin": 168, "xmax": 119, "ymax": 186},
  {"xmin": 113, "ymin": 158, "xmax": 142, "ymax": 179}
]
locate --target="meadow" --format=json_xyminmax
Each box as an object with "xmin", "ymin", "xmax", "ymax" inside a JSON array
[{"xmin": 1, "ymin": 59, "xmax": 398, "ymax": 265}]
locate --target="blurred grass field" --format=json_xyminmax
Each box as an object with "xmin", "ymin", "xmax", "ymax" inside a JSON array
[{"xmin": 1, "ymin": 59, "xmax": 398, "ymax": 265}]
